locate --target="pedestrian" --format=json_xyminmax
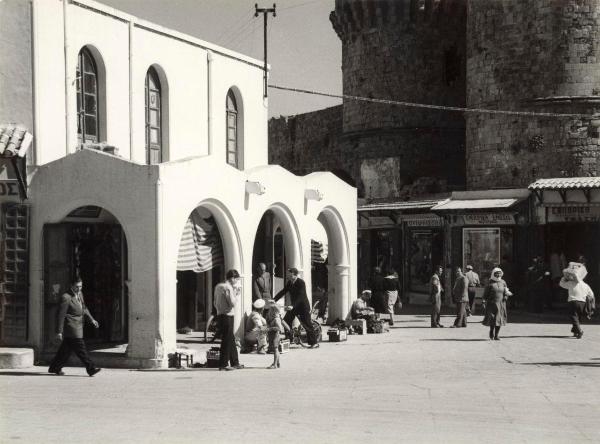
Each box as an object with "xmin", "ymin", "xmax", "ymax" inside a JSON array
[
  {"xmin": 464, "ymin": 265, "xmax": 481, "ymax": 315},
  {"xmin": 560, "ymin": 263, "xmax": 594, "ymax": 339},
  {"xmin": 451, "ymin": 266, "xmax": 469, "ymax": 328},
  {"xmin": 430, "ymin": 265, "xmax": 444, "ymax": 328},
  {"xmin": 482, "ymin": 267, "xmax": 512, "ymax": 340},
  {"xmin": 383, "ymin": 268, "xmax": 400, "ymax": 326},
  {"xmin": 274, "ymin": 267, "xmax": 319, "ymax": 348},
  {"xmin": 48, "ymin": 278, "xmax": 101, "ymax": 377},
  {"xmin": 214, "ymin": 269, "xmax": 244, "ymax": 371},
  {"xmin": 252, "ymin": 262, "xmax": 272, "ymax": 301},
  {"xmin": 369, "ymin": 266, "xmax": 386, "ymax": 316},
  {"xmin": 265, "ymin": 301, "xmax": 285, "ymax": 369}
]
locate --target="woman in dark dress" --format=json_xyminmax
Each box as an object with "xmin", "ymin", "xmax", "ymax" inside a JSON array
[{"xmin": 482, "ymin": 267, "xmax": 512, "ymax": 340}]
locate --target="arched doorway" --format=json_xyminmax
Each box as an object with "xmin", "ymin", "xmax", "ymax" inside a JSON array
[
  {"xmin": 251, "ymin": 206, "xmax": 302, "ymax": 305},
  {"xmin": 43, "ymin": 205, "xmax": 129, "ymax": 350},
  {"xmin": 317, "ymin": 207, "xmax": 350, "ymax": 322},
  {"xmin": 176, "ymin": 206, "xmax": 225, "ymax": 332}
]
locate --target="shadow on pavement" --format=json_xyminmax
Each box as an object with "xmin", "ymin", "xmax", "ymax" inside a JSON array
[
  {"xmin": 521, "ymin": 362, "xmax": 600, "ymax": 367},
  {"xmin": 0, "ymin": 371, "xmax": 88, "ymax": 377},
  {"xmin": 420, "ymin": 338, "xmax": 489, "ymax": 342},
  {"xmin": 500, "ymin": 335, "xmax": 572, "ymax": 339}
]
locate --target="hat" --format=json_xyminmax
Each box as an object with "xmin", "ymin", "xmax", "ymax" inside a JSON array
[
  {"xmin": 361, "ymin": 289, "xmax": 372, "ymax": 295},
  {"xmin": 287, "ymin": 267, "xmax": 299, "ymax": 276},
  {"xmin": 253, "ymin": 299, "xmax": 265, "ymax": 309},
  {"xmin": 466, "ymin": 265, "xmax": 473, "ymax": 270}
]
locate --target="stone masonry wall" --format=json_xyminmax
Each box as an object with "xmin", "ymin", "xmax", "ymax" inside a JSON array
[{"xmin": 467, "ymin": 0, "xmax": 600, "ymax": 188}]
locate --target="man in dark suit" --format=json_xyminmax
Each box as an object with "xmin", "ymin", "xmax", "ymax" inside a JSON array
[
  {"xmin": 252, "ymin": 262, "xmax": 272, "ymax": 301},
  {"xmin": 274, "ymin": 267, "xmax": 319, "ymax": 348},
  {"xmin": 48, "ymin": 278, "xmax": 101, "ymax": 376}
]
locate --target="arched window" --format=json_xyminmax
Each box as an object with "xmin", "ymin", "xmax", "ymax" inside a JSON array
[
  {"xmin": 76, "ymin": 48, "xmax": 99, "ymax": 144},
  {"xmin": 226, "ymin": 90, "xmax": 238, "ymax": 168},
  {"xmin": 145, "ymin": 67, "xmax": 162, "ymax": 164}
]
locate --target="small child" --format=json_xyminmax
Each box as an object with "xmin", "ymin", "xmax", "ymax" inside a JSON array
[{"xmin": 265, "ymin": 302, "xmax": 284, "ymax": 369}]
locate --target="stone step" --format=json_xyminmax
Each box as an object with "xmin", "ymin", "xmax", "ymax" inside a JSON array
[{"xmin": 0, "ymin": 348, "xmax": 34, "ymax": 369}]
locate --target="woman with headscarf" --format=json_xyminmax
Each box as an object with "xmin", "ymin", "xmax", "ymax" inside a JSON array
[{"xmin": 482, "ymin": 267, "xmax": 512, "ymax": 340}]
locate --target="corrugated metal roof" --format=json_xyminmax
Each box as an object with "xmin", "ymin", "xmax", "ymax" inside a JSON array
[
  {"xmin": 358, "ymin": 199, "xmax": 443, "ymax": 212},
  {"xmin": 528, "ymin": 177, "xmax": 600, "ymax": 190},
  {"xmin": 431, "ymin": 198, "xmax": 521, "ymax": 211},
  {"xmin": 0, "ymin": 124, "xmax": 33, "ymax": 157}
]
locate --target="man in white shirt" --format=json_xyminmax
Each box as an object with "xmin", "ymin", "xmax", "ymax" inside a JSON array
[
  {"xmin": 214, "ymin": 269, "xmax": 244, "ymax": 370},
  {"xmin": 560, "ymin": 269, "xmax": 594, "ymax": 339}
]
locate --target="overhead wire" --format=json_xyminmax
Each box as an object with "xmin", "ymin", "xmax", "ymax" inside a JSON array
[
  {"xmin": 215, "ymin": 5, "xmax": 255, "ymax": 43},
  {"xmin": 268, "ymin": 84, "xmax": 596, "ymax": 118},
  {"xmin": 222, "ymin": 16, "xmax": 256, "ymax": 48}
]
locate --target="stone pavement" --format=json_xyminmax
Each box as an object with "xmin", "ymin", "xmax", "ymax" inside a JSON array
[{"xmin": 1, "ymin": 312, "xmax": 600, "ymax": 444}]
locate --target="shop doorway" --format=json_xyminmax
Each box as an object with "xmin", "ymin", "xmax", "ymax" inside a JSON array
[
  {"xmin": 546, "ymin": 223, "xmax": 600, "ymax": 295},
  {"xmin": 176, "ymin": 207, "xmax": 224, "ymax": 331},
  {"xmin": 43, "ymin": 206, "xmax": 128, "ymax": 350}
]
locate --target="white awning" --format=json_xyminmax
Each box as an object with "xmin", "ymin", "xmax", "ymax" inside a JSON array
[
  {"xmin": 177, "ymin": 209, "xmax": 224, "ymax": 273},
  {"xmin": 311, "ymin": 239, "xmax": 328, "ymax": 264},
  {"xmin": 431, "ymin": 198, "xmax": 522, "ymax": 211}
]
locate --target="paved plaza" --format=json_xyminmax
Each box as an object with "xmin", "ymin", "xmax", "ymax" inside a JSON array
[{"xmin": 1, "ymin": 312, "xmax": 600, "ymax": 444}]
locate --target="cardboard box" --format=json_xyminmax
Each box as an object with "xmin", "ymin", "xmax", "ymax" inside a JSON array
[
  {"xmin": 327, "ymin": 328, "xmax": 348, "ymax": 342},
  {"xmin": 278, "ymin": 339, "xmax": 290, "ymax": 354},
  {"xmin": 347, "ymin": 319, "xmax": 367, "ymax": 335},
  {"xmin": 206, "ymin": 348, "xmax": 220, "ymax": 368}
]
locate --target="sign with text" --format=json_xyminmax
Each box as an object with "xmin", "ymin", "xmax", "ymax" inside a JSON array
[
  {"xmin": 403, "ymin": 214, "xmax": 442, "ymax": 227},
  {"xmin": 547, "ymin": 205, "xmax": 600, "ymax": 223},
  {"xmin": 462, "ymin": 213, "xmax": 515, "ymax": 225},
  {"xmin": 0, "ymin": 180, "xmax": 20, "ymax": 199}
]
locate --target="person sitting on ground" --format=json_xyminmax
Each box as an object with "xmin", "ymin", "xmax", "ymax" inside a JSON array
[
  {"xmin": 348, "ymin": 290, "xmax": 376, "ymax": 320},
  {"xmin": 265, "ymin": 301, "xmax": 285, "ymax": 369},
  {"xmin": 244, "ymin": 299, "xmax": 268, "ymax": 354}
]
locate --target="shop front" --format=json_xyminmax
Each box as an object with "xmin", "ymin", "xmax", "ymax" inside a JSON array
[
  {"xmin": 529, "ymin": 177, "xmax": 600, "ymax": 298},
  {"xmin": 432, "ymin": 189, "xmax": 531, "ymax": 298},
  {"xmin": 358, "ymin": 199, "xmax": 447, "ymax": 302}
]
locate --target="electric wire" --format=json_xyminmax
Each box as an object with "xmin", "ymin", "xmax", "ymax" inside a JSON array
[
  {"xmin": 222, "ymin": 16, "xmax": 256, "ymax": 48},
  {"xmin": 268, "ymin": 84, "xmax": 597, "ymax": 118},
  {"xmin": 278, "ymin": 0, "xmax": 326, "ymax": 12},
  {"xmin": 215, "ymin": 5, "xmax": 255, "ymax": 43}
]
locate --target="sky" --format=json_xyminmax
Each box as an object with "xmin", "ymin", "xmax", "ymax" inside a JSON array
[{"xmin": 100, "ymin": 0, "xmax": 342, "ymax": 118}]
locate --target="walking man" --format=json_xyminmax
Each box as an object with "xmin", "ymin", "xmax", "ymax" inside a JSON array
[
  {"xmin": 214, "ymin": 269, "xmax": 245, "ymax": 370},
  {"xmin": 451, "ymin": 267, "xmax": 469, "ymax": 328},
  {"xmin": 465, "ymin": 265, "xmax": 481, "ymax": 314},
  {"xmin": 48, "ymin": 278, "xmax": 101, "ymax": 376},
  {"xmin": 560, "ymin": 265, "xmax": 594, "ymax": 339},
  {"xmin": 274, "ymin": 267, "xmax": 319, "ymax": 348},
  {"xmin": 430, "ymin": 266, "xmax": 444, "ymax": 328}
]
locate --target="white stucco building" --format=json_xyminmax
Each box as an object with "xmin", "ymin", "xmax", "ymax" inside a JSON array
[{"xmin": 0, "ymin": 0, "xmax": 357, "ymax": 368}]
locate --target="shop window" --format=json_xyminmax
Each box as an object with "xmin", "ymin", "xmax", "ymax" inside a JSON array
[
  {"xmin": 145, "ymin": 67, "xmax": 163, "ymax": 164},
  {"xmin": 76, "ymin": 47, "xmax": 99, "ymax": 144},
  {"xmin": 463, "ymin": 228, "xmax": 501, "ymax": 286},
  {"xmin": 226, "ymin": 89, "xmax": 239, "ymax": 169},
  {"xmin": 1, "ymin": 203, "xmax": 29, "ymax": 344},
  {"xmin": 409, "ymin": 229, "xmax": 442, "ymax": 293}
]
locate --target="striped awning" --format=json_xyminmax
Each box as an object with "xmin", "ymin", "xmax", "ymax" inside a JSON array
[
  {"xmin": 311, "ymin": 239, "xmax": 328, "ymax": 264},
  {"xmin": 177, "ymin": 210, "xmax": 224, "ymax": 273}
]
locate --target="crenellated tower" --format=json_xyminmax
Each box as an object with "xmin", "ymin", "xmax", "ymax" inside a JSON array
[
  {"xmin": 329, "ymin": 0, "xmax": 467, "ymax": 198},
  {"xmin": 466, "ymin": 0, "xmax": 600, "ymax": 189}
]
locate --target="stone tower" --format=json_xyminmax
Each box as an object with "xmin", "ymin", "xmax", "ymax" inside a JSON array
[
  {"xmin": 467, "ymin": 0, "xmax": 600, "ymax": 189},
  {"xmin": 329, "ymin": 0, "xmax": 467, "ymax": 199}
]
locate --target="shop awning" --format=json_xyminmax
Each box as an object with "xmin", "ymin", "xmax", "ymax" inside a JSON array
[
  {"xmin": 431, "ymin": 198, "xmax": 522, "ymax": 211},
  {"xmin": 528, "ymin": 177, "xmax": 600, "ymax": 190},
  {"xmin": 358, "ymin": 198, "xmax": 447, "ymax": 228},
  {"xmin": 358, "ymin": 199, "xmax": 443, "ymax": 213},
  {"xmin": 311, "ymin": 239, "xmax": 328, "ymax": 264},
  {"xmin": 0, "ymin": 124, "xmax": 33, "ymax": 200},
  {"xmin": 177, "ymin": 210, "xmax": 224, "ymax": 273}
]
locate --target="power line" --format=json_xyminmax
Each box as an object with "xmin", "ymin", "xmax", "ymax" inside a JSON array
[
  {"xmin": 268, "ymin": 84, "xmax": 597, "ymax": 119},
  {"xmin": 278, "ymin": 0, "xmax": 325, "ymax": 12}
]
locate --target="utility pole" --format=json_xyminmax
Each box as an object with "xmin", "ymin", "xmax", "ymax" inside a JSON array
[{"xmin": 255, "ymin": 3, "xmax": 276, "ymax": 98}]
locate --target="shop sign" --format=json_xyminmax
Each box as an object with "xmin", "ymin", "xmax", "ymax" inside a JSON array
[
  {"xmin": 462, "ymin": 213, "xmax": 515, "ymax": 225},
  {"xmin": 360, "ymin": 215, "xmax": 395, "ymax": 228},
  {"xmin": 403, "ymin": 214, "xmax": 442, "ymax": 227},
  {"xmin": 0, "ymin": 180, "xmax": 20, "ymax": 198},
  {"xmin": 547, "ymin": 205, "xmax": 600, "ymax": 223}
]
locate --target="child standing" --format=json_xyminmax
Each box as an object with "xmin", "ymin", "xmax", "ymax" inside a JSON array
[{"xmin": 265, "ymin": 302, "xmax": 284, "ymax": 369}]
